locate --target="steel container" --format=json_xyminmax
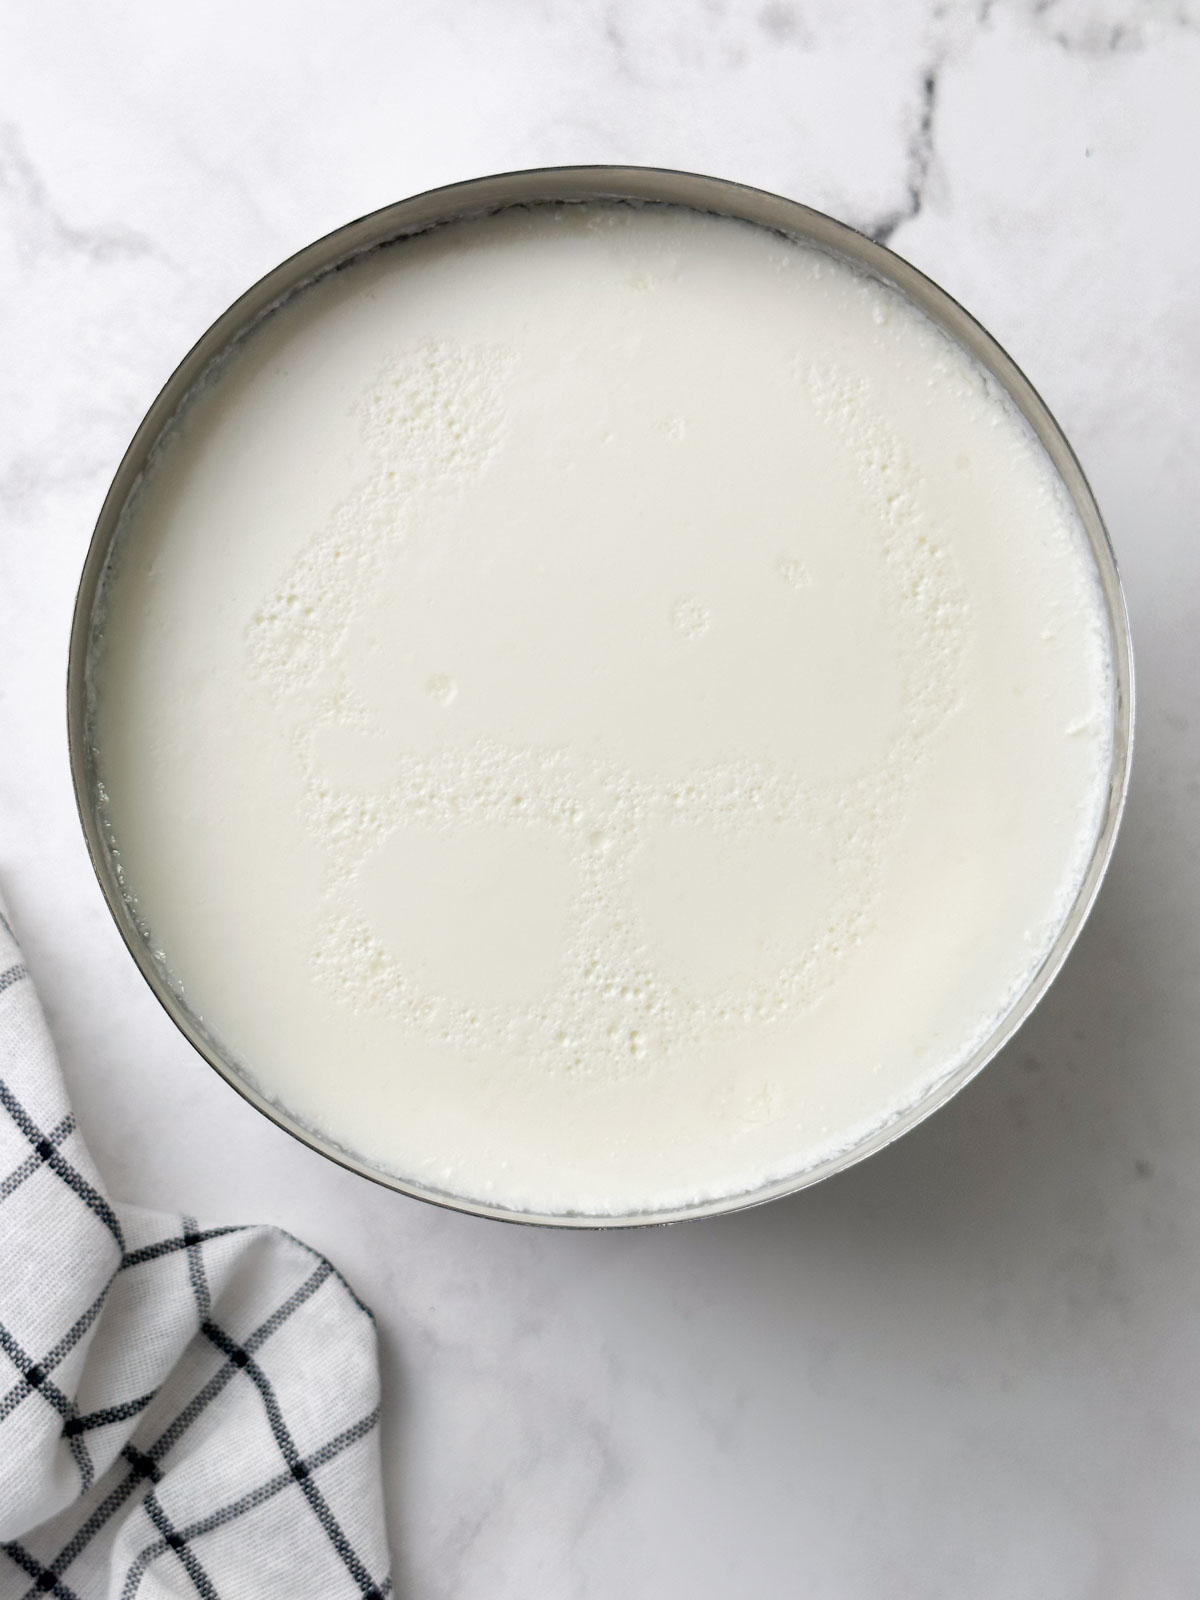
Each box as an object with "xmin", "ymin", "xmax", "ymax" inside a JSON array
[{"xmin": 68, "ymin": 167, "xmax": 1135, "ymax": 1227}]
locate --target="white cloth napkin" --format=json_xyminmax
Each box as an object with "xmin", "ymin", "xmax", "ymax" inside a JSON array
[{"xmin": 0, "ymin": 904, "xmax": 392, "ymax": 1599}]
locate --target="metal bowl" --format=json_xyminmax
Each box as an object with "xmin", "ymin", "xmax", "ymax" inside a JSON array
[{"xmin": 68, "ymin": 167, "xmax": 1134, "ymax": 1227}]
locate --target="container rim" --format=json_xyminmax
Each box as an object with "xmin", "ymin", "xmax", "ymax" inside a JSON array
[{"xmin": 67, "ymin": 164, "xmax": 1135, "ymax": 1230}]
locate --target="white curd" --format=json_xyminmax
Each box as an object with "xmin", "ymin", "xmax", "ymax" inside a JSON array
[{"xmin": 92, "ymin": 203, "xmax": 1114, "ymax": 1215}]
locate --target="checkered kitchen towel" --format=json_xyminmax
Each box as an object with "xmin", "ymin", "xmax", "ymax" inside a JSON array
[{"xmin": 0, "ymin": 903, "xmax": 391, "ymax": 1599}]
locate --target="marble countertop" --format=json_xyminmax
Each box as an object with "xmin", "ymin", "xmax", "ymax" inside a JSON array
[{"xmin": 3, "ymin": 2, "xmax": 1199, "ymax": 1594}]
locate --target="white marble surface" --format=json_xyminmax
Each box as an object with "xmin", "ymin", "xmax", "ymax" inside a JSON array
[{"xmin": 3, "ymin": 2, "xmax": 1199, "ymax": 1594}]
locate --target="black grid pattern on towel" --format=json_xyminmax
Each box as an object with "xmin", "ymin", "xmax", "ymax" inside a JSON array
[{"xmin": 0, "ymin": 923, "xmax": 391, "ymax": 1600}]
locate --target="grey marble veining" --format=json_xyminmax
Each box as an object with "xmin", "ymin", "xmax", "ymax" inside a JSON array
[{"xmin": 2, "ymin": 3, "xmax": 1199, "ymax": 1596}]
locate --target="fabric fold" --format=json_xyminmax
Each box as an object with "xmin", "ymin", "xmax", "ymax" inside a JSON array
[{"xmin": 0, "ymin": 905, "xmax": 392, "ymax": 1599}]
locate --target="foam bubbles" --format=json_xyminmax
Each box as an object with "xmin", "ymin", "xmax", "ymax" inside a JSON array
[
  {"xmin": 246, "ymin": 336, "xmax": 515, "ymax": 715},
  {"xmin": 672, "ymin": 597, "xmax": 711, "ymax": 640},
  {"xmin": 252, "ymin": 323, "xmax": 972, "ymax": 1083}
]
